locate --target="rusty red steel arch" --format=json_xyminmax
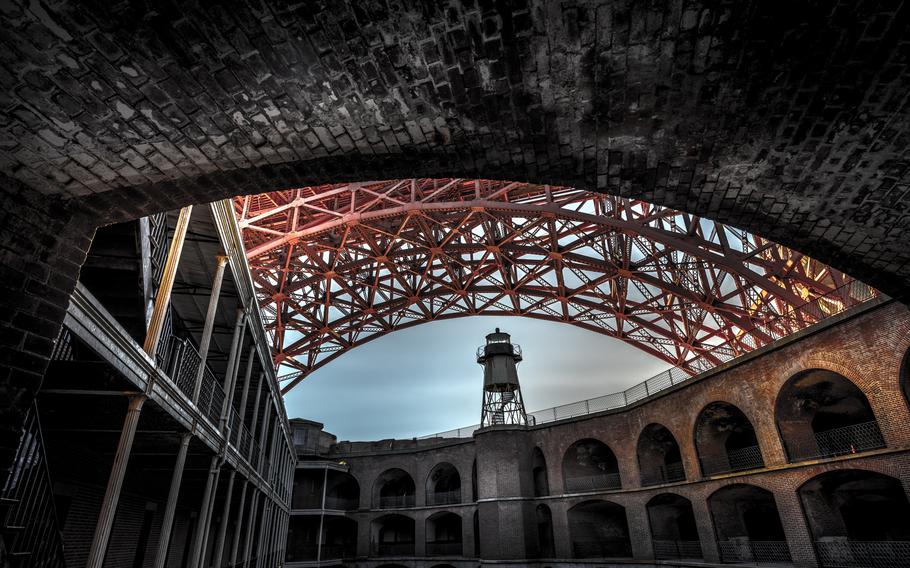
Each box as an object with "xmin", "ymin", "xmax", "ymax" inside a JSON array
[{"xmin": 234, "ymin": 179, "xmax": 868, "ymax": 394}]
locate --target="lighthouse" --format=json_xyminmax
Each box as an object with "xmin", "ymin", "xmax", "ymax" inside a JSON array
[{"xmin": 477, "ymin": 328, "xmax": 528, "ymax": 427}]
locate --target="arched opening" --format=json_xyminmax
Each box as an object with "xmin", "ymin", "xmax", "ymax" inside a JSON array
[
  {"xmin": 325, "ymin": 470, "xmax": 360, "ymax": 510},
  {"xmin": 562, "ymin": 439, "xmax": 621, "ymax": 492},
  {"xmin": 473, "ymin": 510, "xmax": 480, "ymax": 557},
  {"xmin": 426, "ymin": 462, "xmax": 461, "ymax": 506},
  {"xmin": 371, "ymin": 514, "xmax": 415, "ymax": 557},
  {"xmin": 321, "ymin": 517, "xmax": 358, "ymax": 561},
  {"xmin": 776, "ymin": 369, "xmax": 885, "ymax": 462},
  {"xmin": 799, "ymin": 469, "xmax": 910, "ymax": 566},
  {"xmin": 637, "ymin": 423, "xmax": 686, "ymax": 486},
  {"xmin": 472, "ymin": 459, "xmax": 478, "ymax": 502},
  {"xmin": 536, "ymin": 504, "xmax": 555, "ymax": 558},
  {"xmin": 695, "ymin": 402, "xmax": 764, "ymax": 476},
  {"xmin": 900, "ymin": 347, "xmax": 910, "ymax": 412},
  {"xmin": 708, "ymin": 484, "xmax": 790, "ymax": 564},
  {"xmin": 373, "ymin": 468, "xmax": 416, "ymax": 509},
  {"xmin": 647, "ymin": 493, "xmax": 702, "ymax": 560},
  {"xmin": 426, "ymin": 511, "xmax": 463, "ymax": 556},
  {"xmin": 532, "ymin": 446, "xmax": 549, "ymax": 497},
  {"xmin": 567, "ymin": 499, "xmax": 632, "ymax": 558}
]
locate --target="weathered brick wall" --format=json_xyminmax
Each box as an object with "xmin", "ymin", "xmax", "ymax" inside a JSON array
[
  {"xmin": 0, "ymin": 176, "xmax": 94, "ymax": 478},
  {"xmin": 320, "ymin": 301, "xmax": 910, "ymax": 565}
]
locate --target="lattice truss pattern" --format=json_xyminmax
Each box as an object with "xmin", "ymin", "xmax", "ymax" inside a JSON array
[{"xmin": 235, "ymin": 179, "xmax": 867, "ymax": 393}]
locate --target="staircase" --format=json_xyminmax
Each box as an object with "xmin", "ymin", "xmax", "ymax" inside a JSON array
[{"xmin": 0, "ymin": 404, "xmax": 66, "ymax": 568}]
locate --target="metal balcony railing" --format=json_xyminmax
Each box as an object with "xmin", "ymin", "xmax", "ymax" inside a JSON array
[
  {"xmin": 292, "ymin": 494, "xmax": 323, "ymax": 510},
  {"xmin": 427, "ymin": 489, "xmax": 461, "ymax": 505},
  {"xmin": 653, "ymin": 540, "xmax": 703, "ymax": 559},
  {"xmin": 815, "ymin": 540, "xmax": 910, "ymax": 567},
  {"xmin": 320, "ymin": 543, "xmax": 357, "ymax": 560},
  {"xmin": 640, "ymin": 461, "xmax": 686, "ymax": 486},
  {"xmin": 1, "ymin": 403, "xmax": 66, "ymax": 568},
  {"xmin": 373, "ymin": 541, "xmax": 415, "ymax": 556},
  {"xmin": 156, "ymin": 333, "xmax": 226, "ymax": 426},
  {"xmin": 324, "ymin": 495, "xmax": 359, "ymax": 510},
  {"xmin": 700, "ymin": 445, "xmax": 764, "ymax": 476},
  {"xmin": 378, "ymin": 494, "xmax": 415, "ymax": 509},
  {"xmin": 564, "ymin": 472, "xmax": 622, "ymax": 492},
  {"xmin": 786, "ymin": 421, "xmax": 886, "ymax": 462},
  {"xmin": 571, "ymin": 539, "xmax": 633, "ymax": 558},
  {"xmin": 426, "ymin": 541, "xmax": 463, "ymax": 555},
  {"xmin": 717, "ymin": 539, "xmax": 792, "ymax": 564},
  {"xmin": 420, "ymin": 281, "xmax": 878, "ymax": 440}
]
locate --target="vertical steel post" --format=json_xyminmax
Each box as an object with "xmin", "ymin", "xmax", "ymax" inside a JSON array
[
  {"xmin": 190, "ymin": 456, "xmax": 222, "ymax": 568},
  {"xmin": 316, "ymin": 466, "xmax": 327, "ymax": 562},
  {"xmin": 151, "ymin": 432, "xmax": 191, "ymax": 568},
  {"xmin": 211, "ymin": 469, "xmax": 236, "ymax": 568},
  {"xmin": 219, "ymin": 308, "xmax": 246, "ymax": 431},
  {"xmin": 247, "ymin": 373, "xmax": 264, "ymax": 462},
  {"xmin": 144, "ymin": 206, "xmax": 193, "ymax": 358},
  {"xmin": 192, "ymin": 255, "xmax": 229, "ymax": 402},
  {"xmin": 228, "ymin": 479, "xmax": 248, "ymax": 567},
  {"xmin": 235, "ymin": 345, "xmax": 256, "ymax": 444},
  {"xmin": 86, "ymin": 395, "xmax": 146, "ymax": 568},
  {"xmin": 241, "ymin": 491, "xmax": 261, "ymax": 567}
]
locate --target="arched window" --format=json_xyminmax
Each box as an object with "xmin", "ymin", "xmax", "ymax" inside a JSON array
[
  {"xmin": 536, "ymin": 504, "xmax": 555, "ymax": 558},
  {"xmin": 708, "ymin": 484, "xmax": 790, "ymax": 564},
  {"xmin": 373, "ymin": 468, "xmax": 416, "ymax": 509},
  {"xmin": 532, "ymin": 446, "xmax": 549, "ymax": 496},
  {"xmin": 694, "ymin": 402, "xmax": 764, "ymax": 476},
  {"xmin": 472, "ymin": 459, "xmax": 478, "ymax": 502},
  {"xmin": 637, "ymin": 423, "xmax": 685, "ymax": 486},
  {"xmin": 799, "ymin": 469, "xmax": 910, "ymax": 564},
  {"xmin": 901, "ymin": 346, "xmax": 910, "ymax": 410},
  {"xmin": 286, "ymin": 516, "xmax": 320, "ymax": 561},
  {"xmin": 647, "ymin": 493, "xmax": 702, "ymax": 560},
  {"xmin": 321, "ymin": 517, "xmax": 357, "ymax": 561},
  {"xmin": 567, "ymin": 500, "xmax": 632, "ymax": 558},
  {"xmin": 562, "ymin": 438, "xmax": 621, "ymax": 492},
  {"xmin": 372, "ymin": 514, "xmax": 415, "ymax": 557},
  {"xmin": 426, "ymin": 511, "xmax": 462, "ymax": 556},
  {"xmin": 325, "ymin": 470, "xmax": 360, "ymax": 510},
  {"xmin": 776, "ymin": 369, "xmax": 884, "ymax": 462},
  {"xmin": 473, "ymin": 510, "xmax": 480, "ymax": 557},
  {"xmin": 426, "ymin": 462, "xmax": 461, "ymax": 505}
]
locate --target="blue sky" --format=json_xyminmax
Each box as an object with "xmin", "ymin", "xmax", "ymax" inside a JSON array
[{"xmin": 282, "ymin": 317, "xmax": 672, "ymax": 441}]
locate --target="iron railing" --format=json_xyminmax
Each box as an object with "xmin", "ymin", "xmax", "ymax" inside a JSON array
[
  {"xmin": 1, "ymin": 403, "xmax": 66, "ymax": 568},
  {"xmin": 653, "ymin": 540, "xmax": 703, "ymax": 559},
  {"xmin": 564, "ymin": 472, "xmax": 622, "ymax": 492},
  {"xmin": 700, "ymin": 445, "xmax": 764, "ymax": 476},
  {"xmin": 641, "ymin": 461, "xmax": 686, "ymax": 486},
  {"xmin": 786, "ymin": 421, "xmax": 886, "ymax": 462},
  {"xmin": 426, "ymin": 489, "xmax": 461, "ymax": 505},
  {"xmin": 373, "ymin": 541, "xmax": 415, "ymax": 556},
  {"xmin": 292, "ymin": 494, "xmax": 323, "ymax": 510},
  {"xmin": 426, "ymin": 541, "xmax": 463, "ymax": 555},
  {"xmin": 419, "ymin": 281, "xmax": 878, "ymax": 440},
  {"xmin": 815, "ymin": 540, "xmax": 910, "ymax": 567},
  {"xmin": 324, "ymin": 495, "xmax": 359, "ymax": 510},
  {"xmin": 571, "ymin": 539, "xmax": 633, "ymax": 558},
  {"xmin": 718, "ymin": 539, "xmax": 792, "ymax": 564},
  {"xmin": 320, "ymin": 543, "xmax": 357, "ymax": 560},
  {"xmin": 378, "ymin": 494, "xmax": 415, "ymax": 509}
]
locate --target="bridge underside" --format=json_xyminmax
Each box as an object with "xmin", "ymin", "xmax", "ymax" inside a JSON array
[{"xmin": 235, "ymin": 179, "xmax": 872, "ymax": 392}]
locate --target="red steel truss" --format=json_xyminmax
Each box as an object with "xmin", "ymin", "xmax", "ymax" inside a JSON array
[{"xmin": 234, "ymin": 179, "xmax": 869, "ymax": 393}]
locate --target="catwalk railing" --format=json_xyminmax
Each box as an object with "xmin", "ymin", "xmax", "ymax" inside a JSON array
[
  {"xmin": 0, "ymin": 403, "xmax": 66, "ymax": 568},
  {"xmin": 699, "ymin": 445, "xmax": 765, "ymax": 476},
  {"xmin": 564, "ymin": 472, "xmax": 622, "ymax": 492},
  {"xmin": 640, "ymin": 461, "xmax": 686, "ymax": 486},
  {"xmin": 571, "ymin": 539, "xmax": 634, "ymax": 558},
  {"xmin": 419, "ymin": 281, "xmax": 878, "ymax": 440},
  {"xmin": 815, "ymin": 540, "xmax": 910, "ymax": 568},
  {"xmin": 785, "ymin": 421, "xmax": 886, "ymax": 463},
  {"xmin": 653, "ymin": 540, "xmax": 703, "ymax": 560},
  {"xmin": 426, "ymin": 489, "xmax": 461, "ymax": 505},
  {"xmin": 717, "ymin": 539, "xmax": 792, "ymax": 564}
]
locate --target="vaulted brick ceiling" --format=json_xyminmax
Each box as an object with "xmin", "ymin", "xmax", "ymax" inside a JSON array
[{"xmin": 0, "ymin": 1, "xmax": 908, "ymax": 299}]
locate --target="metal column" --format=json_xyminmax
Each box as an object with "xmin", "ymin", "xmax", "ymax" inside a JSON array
[
  {"xmin": 151, "ymin": 432, "xmax": 191, "ymax": 568},
  {"xmin": 211, "ymin": 469, "xmax": 236, "ymax": 568}
]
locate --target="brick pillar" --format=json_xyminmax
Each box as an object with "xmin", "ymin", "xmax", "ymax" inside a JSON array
[
  {"xmin": 0, "ymin": 177, "xmax": 94, "ymax": 482},
  {"xmin": 413, "ymin": 509, "xmax": 426, "ymax": 557},
  {"xmin": 692, "ymin": 492, "xmax": 721, "ymax": 563},
  {"xmin": 625, "ymin": 495, "xmax": 655, "ymax": 560},
  {"xmin": 473, "ymin": 425, "xmax": 533, "ymax": 559},
  {"xmin": 548, "ymin": 500, "xmax": 572, "ymax": 558},
  {"xmin": 776, "ymin": 489, "xmax": 819, "ymax": 568},
  {"xmin": 462, "ymin": 507, "xmax": 476, "ymax": 558}
]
